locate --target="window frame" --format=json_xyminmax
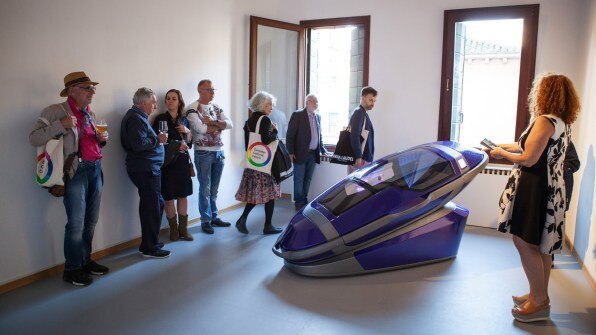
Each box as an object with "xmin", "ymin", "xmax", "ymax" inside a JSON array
[
  {"xmin": 437, "ymin": 5, "xmax": 540, "ymax": 158},
  {"xmin": 300, "ymin": 16, "xmax": 370, "ymax": 93},
  {"xmin": 249, "ymin": 16, "xmax": 305, "ymax": 106}
]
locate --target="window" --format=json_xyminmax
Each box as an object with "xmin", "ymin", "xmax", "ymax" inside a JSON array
[
  {"xmin": 437, "ymin": 5, "xmax": 539, "ymax": 158},
  {"xmin": 249, "ymin": 16, "xmax": 370, "ymax": 143},
  {"xmin": 302, "ymin": 17, "xmax": 370, "ymax": 144}
]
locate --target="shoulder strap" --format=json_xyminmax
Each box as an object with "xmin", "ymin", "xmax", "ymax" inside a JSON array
[
  {"xmin": 255, "ymin": 115, "xmax": 266, "ymax": 133},
  {"xmin": 58, "ymin": 103, "xmax": 79, "ymax": 151},
  {"xmin": 39, "ymin": 117, "xmax": 51, "ymax": 126}
]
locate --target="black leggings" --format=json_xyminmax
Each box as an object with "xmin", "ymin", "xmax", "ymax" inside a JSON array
[{"xmin": 241, "ymin": 200, "xmax": 274, "ymax": 225}]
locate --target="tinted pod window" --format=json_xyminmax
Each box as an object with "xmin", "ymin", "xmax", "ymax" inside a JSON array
[
  {"xmin": 319, "ymin": 180, "xmax": 374, "ymax": 216},
  {"xmin": 391, "ymin": 148, "xmax": 454, "ymax": 191},
  {"xmin": 320, "ymin": 149, "xmax": 455, "ymax": 216},
  {"xmin": 354, "ymin": 148, "xmax": 454, "ymax": 192}
]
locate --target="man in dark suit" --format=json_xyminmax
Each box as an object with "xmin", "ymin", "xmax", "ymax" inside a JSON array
[{"xmin": 286, "ymin": 94, "xmax": 327, "ymax": 211}]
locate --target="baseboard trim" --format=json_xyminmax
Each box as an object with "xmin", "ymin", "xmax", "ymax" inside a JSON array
[
  {"xmin": 565, "ymin": 235, "xmax": 596, "ymax": 292},
  {"xmin": 0, "ymin": 202, "xmax": 245, "ymax": 295}
]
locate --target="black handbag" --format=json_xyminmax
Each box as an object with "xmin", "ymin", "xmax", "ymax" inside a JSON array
[
  {"xmin": 330, "ymin": 126, "xmax": 358, "ymax": 165},
  {"xmin": 163, "ymin": 140, "xmax": 181, "ymax": 167},
  {"xmin": 272, "ymin": 140, "xmax": 293, "ymax": 183},
  {"xmin": 330, "ymin": 117, "xmax": 368, "ymax": 165}
]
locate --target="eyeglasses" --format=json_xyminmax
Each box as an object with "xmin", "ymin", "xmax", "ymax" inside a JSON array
[
  {"xmin": 76, "ymin": 85, "xmax": 97, "ymax": 93},
  {"xmin": 200, "ymin": 88, "xmax": 216, "ymax": 93}
]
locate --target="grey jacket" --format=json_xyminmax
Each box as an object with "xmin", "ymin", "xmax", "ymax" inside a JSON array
[{"xmin": 29, "ymin": 101, "xmax": 80, "ymax": 178}]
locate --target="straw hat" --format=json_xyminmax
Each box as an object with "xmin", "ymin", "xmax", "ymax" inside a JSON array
[{"xmin": 60, "ymin": 71, "xmax": 99, "ymax": 97}]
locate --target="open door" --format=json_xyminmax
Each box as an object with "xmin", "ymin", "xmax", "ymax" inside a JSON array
[
  {"xmin": 249, "ymin": 15, "xmax": 369, "ymax": 143},
  {"xmin": 249, "ymin": 16, "xmax": 305, "ymax": 139}
]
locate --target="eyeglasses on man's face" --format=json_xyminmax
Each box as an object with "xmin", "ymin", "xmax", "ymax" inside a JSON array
[
  {"xmin": 200, "ymin": 88, "xmax": 216, "ymax": 93},
  {"xmin": 76, "ymin": 85, "xmax": 97, "ymax": 93}
]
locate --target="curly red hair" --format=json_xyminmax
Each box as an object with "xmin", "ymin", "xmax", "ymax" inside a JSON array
[{"xmin": 528, "ymin": 73, "xmax": 581, "ymax": 124}]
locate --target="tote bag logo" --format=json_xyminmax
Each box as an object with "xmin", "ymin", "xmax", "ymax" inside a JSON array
[
  {"xmin": 247, "ymin": 142, "xmax": 272, "ymax": 167},
  {"xmin": 35, "ymin": 116, "xmax": 65, "ymax": 187},
  {"xmin": 36, "ymin": 152, "xmax": 53, "ymax": 184},
  {"xmin": 245, "ymin": 115, "xmax": 278, "ymax": 175}
]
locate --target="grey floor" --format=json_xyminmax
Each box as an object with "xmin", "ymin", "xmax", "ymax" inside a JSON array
[{"xmin": 0, "ymin": 199, "xmax": 595, "ymax": 335}]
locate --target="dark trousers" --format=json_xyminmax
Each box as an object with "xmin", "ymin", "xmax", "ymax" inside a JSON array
[
  {"xmin": 564, "ymin": 173, "xmax": 573, "ymax": 211},
  {"xmin": 293, "ymin": 150, "xmax": 317, "ymax": 207},
  {"xmin": 127, "ymin": 170, "xmax": 164, "ymax": 253}
]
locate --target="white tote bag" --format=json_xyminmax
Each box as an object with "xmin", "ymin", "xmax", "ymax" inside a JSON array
[
  {"xmin": 359, "ymin": 117, "xmax": 369, "ymax": 153},
  {"xmin": 36, "ymin": 117, "xmax": 65, "ymax": 187},
  {"xmin": 246, "ymin": 115, "xmax": 278, "ymax": 174}
]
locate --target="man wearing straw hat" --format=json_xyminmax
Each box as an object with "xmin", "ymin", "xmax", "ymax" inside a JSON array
[{"xmin": 29, "ymin": 71, "xmax": 109, "ymax": 286}]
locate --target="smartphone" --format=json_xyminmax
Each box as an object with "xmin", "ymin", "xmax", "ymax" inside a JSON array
[{"xmin": 480, "ymin": 138, "xmax": 498, "ymax": 150}]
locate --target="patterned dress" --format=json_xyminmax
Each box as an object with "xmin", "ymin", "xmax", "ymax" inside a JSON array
[{"xmin": 497, "ymin": 115, "xmax": 569, "ymax": 254}]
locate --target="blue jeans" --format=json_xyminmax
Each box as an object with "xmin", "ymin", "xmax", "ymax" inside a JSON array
[
  {"xmin": 63, "ymin": 160, "xmax": 102, "ymax": 270},
  {"xmin": 194, "ymin": 150, "xmax": 224, "ymax": 222},
  {"xmin": 127, "ymin": 170, "xmax": 164, "ymax": 253},
  {"xmin": 293, "ymin": 150, "xmax": 317, "ymax": 207}
]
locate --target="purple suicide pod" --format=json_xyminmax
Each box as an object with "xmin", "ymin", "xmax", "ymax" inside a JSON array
[{"xmin": 273, "ymin": 141, "xmax": 488, "ymax": 276}]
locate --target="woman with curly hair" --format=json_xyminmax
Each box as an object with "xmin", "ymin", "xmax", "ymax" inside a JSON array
[{"xmin": 490, "ymin": 73, "xmax": 581, "ymax": 322}]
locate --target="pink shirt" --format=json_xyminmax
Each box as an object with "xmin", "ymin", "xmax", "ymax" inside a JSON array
[{"xmin": 68, "ymin": 97, "xmax": 102, "ymax": 161}]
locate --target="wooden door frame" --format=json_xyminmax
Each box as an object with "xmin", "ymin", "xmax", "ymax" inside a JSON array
[
  {"xmin": 437, "ymin": 4, "xmax": 540, "ymax": 143},
  {"xmin": 249, "ymin": 16, "xmax": 305, "ymax": 108}
]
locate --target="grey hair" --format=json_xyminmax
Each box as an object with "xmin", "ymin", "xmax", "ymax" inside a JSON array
[
  {"xmin": 305, "ymin": 93, "xmax": 317, "ymax": 104},
  {"xmin": 249, "ymin": 91, "xmax": 276, "ymax": 112},
  {"xmin": 197, "ymin": 79, "xmax": 212, "ymax": 91},
  {"xmin": 133, "ymin": 87, "xmax": 155, "ymax": 105}
]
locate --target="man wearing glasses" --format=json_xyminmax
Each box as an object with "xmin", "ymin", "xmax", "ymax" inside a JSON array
[
  {"xmin": 29, "ymin": 71, "xmax": 109, "ymax": 286},
  {"xmin": 286, "ymin": 94, "xmax": 328, "ymax": 211},
  {"xmin": 186, "ymin": 79, "xmax": 233, "ymax": 234}
]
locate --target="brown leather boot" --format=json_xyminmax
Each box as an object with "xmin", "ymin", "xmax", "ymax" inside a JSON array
[
  {"xmin": 178, "ymin": 214, "xmax": 194, "ymax": 241},
  {"xmin": 167, "ymin": 215, "xmax": 179, "ymax": 241}
]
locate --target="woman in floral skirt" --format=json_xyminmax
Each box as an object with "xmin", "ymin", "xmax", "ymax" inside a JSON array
[{"xmin": 235, "ymin": 91, "xmax": 283, "ymax": 235}]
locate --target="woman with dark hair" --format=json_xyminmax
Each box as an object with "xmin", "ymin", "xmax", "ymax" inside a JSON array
[
  {"xmin": 491, "ymin": 73, "xmax": 581, "ymax": 322},
  {"xmin": 152, "ymin": 89, "xmax": 194, "ymax": 241},
  {"xmin": 234, "ymin": 91, "xmax": 283, "ymax": 235}
]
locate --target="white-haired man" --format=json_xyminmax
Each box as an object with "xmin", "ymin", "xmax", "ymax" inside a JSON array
[
  {"xmin": 121, "ymin": 87, "xmax": 170, "ymax": 259},
  {"xmin": 286, "ymin": 94, "xmax": 327, "ymax": 211}
]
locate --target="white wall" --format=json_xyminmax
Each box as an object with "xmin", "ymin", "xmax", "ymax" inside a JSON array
[
  {"xmin": 0, "ymin": 0, "xmax": 278, "ymax": 285},
  {"xmin": 1, "ymin": 0, "xmax": 593, "ymax": 286},
  {"xmin": 569, "ymin": 0, "xmax": 596, "ymax": 283}
]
